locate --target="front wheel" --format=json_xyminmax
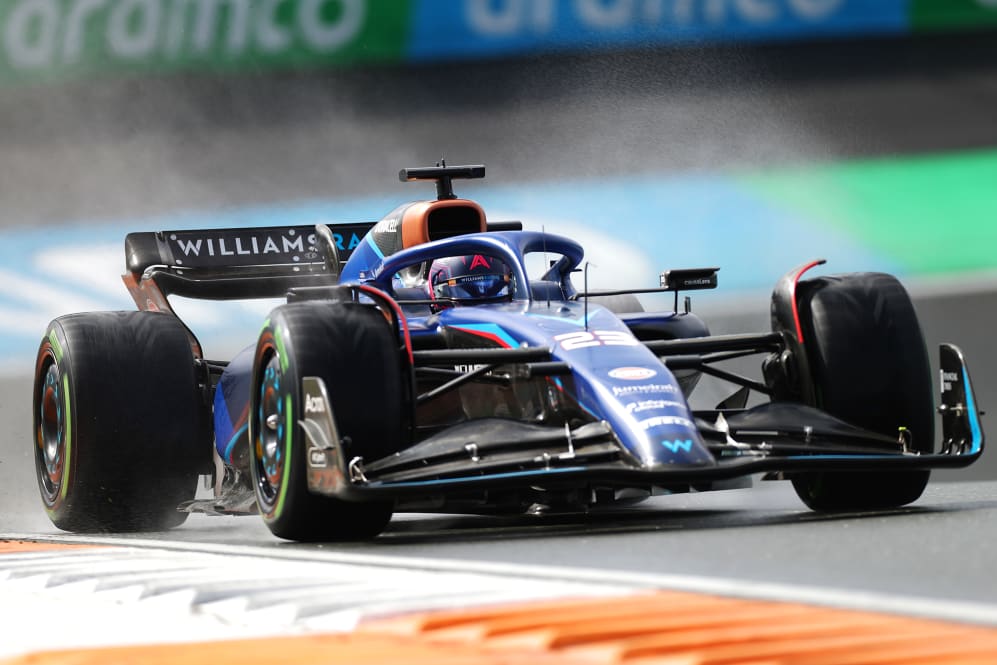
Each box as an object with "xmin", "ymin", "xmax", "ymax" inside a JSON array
[
  {"xmin": 249, "ymin": 302, "xmax": 405, "ymax": 542},
  {"xmin": 788, "ymin": 273, "xmax": 934, "ymax": 511}
]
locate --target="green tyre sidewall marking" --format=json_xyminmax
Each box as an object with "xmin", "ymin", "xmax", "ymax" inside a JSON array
[
  {"xmin": 252, "ymin": 330, "xmax": 282, "ymax": 523},
  {"xmin": 274, "ymin": 393, "xmax": 294, "ymax": 521},
  {"xmin": 47, "ymin": 329, "xmax": 63, "ymax": 363},
  {"xmin": 54, "ymin": 324, "xmax": 71, "ymax": 507},
  {"xmin": 275, "ymin": 323, "xmax": 289, "ymax": 373},
  {"xmin": 253, "ymin": 323, "xmax": 298, "ymax": 526},
  {"xmin": 59, "ymin": 373, "xmax": 72, "ymax": 505},
  {"xmin": 36, "ymin": 324, "xmax": 73, "ymax": 517},
  {"xmin": 273, "ymin": 323, "xmax": 291, "ymax": 518}
]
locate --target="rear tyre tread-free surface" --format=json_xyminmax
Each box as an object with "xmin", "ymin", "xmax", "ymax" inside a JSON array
[{"xmin": 33, "ymin": 311, "xmax": 208, "ymax": 532}]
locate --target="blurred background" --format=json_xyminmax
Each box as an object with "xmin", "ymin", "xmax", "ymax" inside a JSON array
[{"xmin": 2, "ymin": 0, "xmax": 997, "ymax": 476}]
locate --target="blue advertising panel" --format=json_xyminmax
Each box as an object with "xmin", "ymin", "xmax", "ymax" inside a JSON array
[{"xmin": 408, "ymin": 0, "xmax": 908, "ymax": 60}]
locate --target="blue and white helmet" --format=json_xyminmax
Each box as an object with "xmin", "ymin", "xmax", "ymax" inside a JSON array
[{"xmin": 428, "ymin": 254, "xmax": 512, "ymax": 303}]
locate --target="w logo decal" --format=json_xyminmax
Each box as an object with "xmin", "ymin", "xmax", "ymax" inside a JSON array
[{"xmin": 661, "ymin": 439, "xmax": 693, "ymax": 453}]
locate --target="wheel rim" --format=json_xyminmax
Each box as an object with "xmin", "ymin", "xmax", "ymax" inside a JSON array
[
  {"xmin": 36, "ymin": 356, "xmax": 65, "ymax": 505},
  {"xmin": 254, "ymin": 351, "xmax": 285, "ymax": 510}
]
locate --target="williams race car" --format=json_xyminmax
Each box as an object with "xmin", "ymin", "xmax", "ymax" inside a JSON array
[{"xmin": 33, "ymin": 164, "xmax": 984, "ymax": 541}]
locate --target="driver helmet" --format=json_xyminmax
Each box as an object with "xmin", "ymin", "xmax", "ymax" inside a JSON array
[{"xmin": 428, "ymin": 254, "xmax": 513, "ymax": 304}]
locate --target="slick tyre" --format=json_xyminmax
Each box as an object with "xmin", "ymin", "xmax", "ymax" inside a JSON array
[
  {"xmin": 33, "ymin": 312, "xmax": 209, "ymax": 532},
  {"xmin": 791, "ymin": 273, "xmax": 934, "ymax": 511},
  {"xmin": 250, "ymin": 303, "xmax": 405, "ymax": 542}
]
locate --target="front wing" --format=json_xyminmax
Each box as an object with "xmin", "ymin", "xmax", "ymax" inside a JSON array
[{"xmin": 300, "ymin": 344, "xmax": 983, "ymax": 502}]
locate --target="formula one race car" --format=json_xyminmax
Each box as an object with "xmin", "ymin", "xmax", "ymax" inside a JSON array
[{"xmin": 33, "ymin": 164, "xmax": 984, "ymax": 541}]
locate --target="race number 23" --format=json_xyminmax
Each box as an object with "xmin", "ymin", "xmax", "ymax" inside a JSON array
[{"xmin": 554, "ymin": 330, "xmax": 638, "ymax": 351}]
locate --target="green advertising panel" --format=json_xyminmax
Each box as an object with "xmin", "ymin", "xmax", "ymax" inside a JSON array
[
  {"xmin": 4, "ymin": 1, "xmax": 997, "ymax": 86},
  {"xmin": 911, "ymin": 0, "xmax": 997, "ymax": 29},
  {"xmin": 742, "ymin": 148, "xmax": 997, "ymax": 275},
  {"xmin": 0, "ymin": 0, "xmax": 409, "ymax": 84}
]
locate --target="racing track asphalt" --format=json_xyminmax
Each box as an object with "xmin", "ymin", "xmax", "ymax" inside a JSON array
[{"xmin": 3, "ymin": 34, "xmax": 997, "ymax": 625}]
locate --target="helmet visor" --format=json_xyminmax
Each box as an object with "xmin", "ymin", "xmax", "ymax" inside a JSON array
[{"xmin": 434, "ymin": 272, "xmax": 510, "ymax": 300}]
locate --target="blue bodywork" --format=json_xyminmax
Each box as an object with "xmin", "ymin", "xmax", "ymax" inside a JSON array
[{"xmin": 215, "ymin": 228, "xmax": 716, "ymax": 470}]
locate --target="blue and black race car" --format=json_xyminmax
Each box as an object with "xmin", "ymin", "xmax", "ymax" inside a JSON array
[{"xmin": 33, "ymin": 164, "xmax": 984, "ymax": 541}]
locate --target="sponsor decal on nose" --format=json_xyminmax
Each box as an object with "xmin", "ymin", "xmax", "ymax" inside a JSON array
[{"xmin": 608, "ymin": 367, "xmax": 657, "ymax": 380}]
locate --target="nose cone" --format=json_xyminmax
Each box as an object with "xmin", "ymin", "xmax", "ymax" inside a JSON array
[{"xmin": 606, "ymin": 386, "xmax": 716, "ymax": 468}]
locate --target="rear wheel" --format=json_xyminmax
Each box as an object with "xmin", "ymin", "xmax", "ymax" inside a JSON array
[
  {"xmin": 33, "ymin": 312, "xmax": 209, "ymax": 532},
  {"xmin": 790, "ymin": 273, "xmax": 934, "ymax": 511},
  {"xmin": 249, "ymin": 302, "xmax": 405, "ymax": 542}
]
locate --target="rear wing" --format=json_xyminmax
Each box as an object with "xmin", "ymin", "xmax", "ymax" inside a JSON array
[
  {"xmin": 125, "ymin": 223, "xmax": 374, "ymax": 300},
  {"xmin": 124, "ymin": 220, "xmax": 524, "ymax": 301}
]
